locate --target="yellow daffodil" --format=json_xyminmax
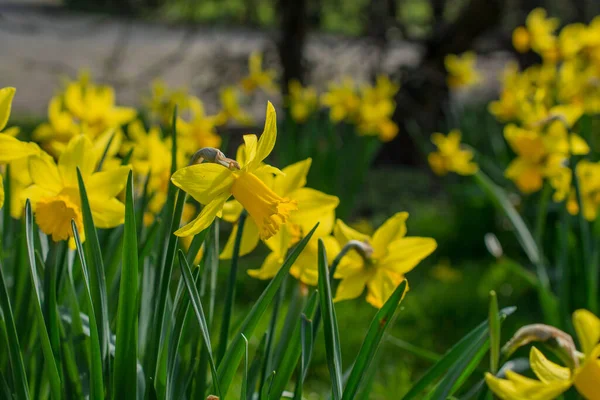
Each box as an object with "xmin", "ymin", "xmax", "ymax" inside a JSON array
[
  {"xmin": 356, "ymin": 76, "xmax": 400, "ymax": 142},
  {"xmin": 321, "ymin": 78, "xmax": 361, "ymax": 123},
  {"xmin": 0, "ymin": 87, "xmax": 41, "ymax": 210},
  {"xmin": 486, "ymin": 309, "xmax": 600, "ymax": 400},
  {"xmin": 428, "ymin": 130, "xmax": 478, "ymax": 176},
  {"xmin": 144, "ymin": 79, "xmax": 191, "ymax": 126},
  {"xmin": 286, "ymin": 80, "xmax": 318, "ymax": 123},
  {"xmin": 216, "ymin": 86, "xmax": 253, "ymax": 126},
  {"xmin": 23, "ymin": 135, "xmax": 130, "ymax": 245},
  {"xmin": 524, "ymin": 8, "xmax": 559, "ymax": 58},
  {"xmin": 171, "ymin": 102, "xmax": 297, "ymax": 239},
  {"xmin": 503, "ymin": 124, "xmax": 548, "ymax": 194},
  {"xmin": 333, "ymin": 213, "xmax": 436, "ymax": 308},
  {"xmin": 554, "ymin": 160, "xmax": 600, "ymax": 221},
  {"xmin": 513, "ymin": 26, "xmax": 531, "ymax": 53},
  {"xmin": 240, "ymin": 52, "xmax": 277, "ymax": 94},
  {"xmin": 177, "ymin": 96, "xmax": 222, "ymax": 155},
  {"xmin": 444, "ymin": 52, "xmax": 481, "ymax": 89}
]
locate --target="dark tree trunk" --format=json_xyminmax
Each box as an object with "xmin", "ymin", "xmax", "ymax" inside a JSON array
[
  {"xmin": 379, "ymin": 0, "xmax": 504, "ymax": 165},
  {"xmin": 277, "ymin": 0, "xmax": 308, "ymax": 94}
]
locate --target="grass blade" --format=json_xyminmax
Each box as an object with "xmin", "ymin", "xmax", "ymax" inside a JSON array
[
  {"xmin": 77, "ymin": 168, "xmax": 111, "ymax": 366},
  {"xmin": 488, "ymin": 290, "xmax": 500, "ymax": 374},
  {"xmin": 0, "ymin": 259, "xmax": 30, "ymax": 400},
  {"xmin": 241, "ymin": 334, "xmax": 249, "ymax": 400},
  {"xmin": 317, "ymin": 238, "xmax": 343, "ymax": 399},
  {"xmin": 217, "ymin": 211, "xmax": 247, "ymax": 363},
  {"xmin": 72, "ymin": 221, "xmax": 105, "ymax": 400},
  {"xmin": 246, "ymin": 333, "xmax": 268, "ymax": 400},
  {"xmin": 178, "ymin": 250, "xmax": 222, "ymax": 397},
  {"xmin": 293, "ymin": 314, "xmax": 314, "ymax": 400},
  {"xmin": 217, "ymin": 223, "xmax": 319, "ymax": 397},
  {"xmin": 24, "ymin": 200, "xmax": 62, "ymax": 400},
  {"xmin": 403, "ymin": 306, "xmax": 516, "ymax": 400},
  {"xmin": 112, "ymin": 171, "xmax": 139, "ymax": 399},
  {"xmin": 342, "ymin": 280, "xmax": 409, "ymax": 399}
]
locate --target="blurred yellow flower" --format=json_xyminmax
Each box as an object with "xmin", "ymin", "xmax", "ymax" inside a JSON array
[
  {"xmin": 524, "ymin": 8, "xmax": 559, "ymax": 58},
  {"xmin": 356, "ymin": 75, "xmax": 400, "ymax": 142},
  {"xmin": 333, "ymin": 213, "xmax": 436, "ymax": 308},
  {"xmin": 171, "ymin": 102, "xmax": 297, "ymax": 239},
  {"xmin": 0, "ymin": 87, "xmax": 41, "ymax": 211},
  {"xmin": 286, "ymin": 80, "xmax": 318, "ymax": 123},
  {"xmin": 512, "ymin": 26, "xmax": 531, "ymax": 53},
  {"xmin": 321, "ymin": 78, "xmax": 361, "ymax": 123},
  {"xmin": 144, "ymin": 79, "xmax": 191, "ymax": 126},
  {"xmin": 553, "ymin": 160, "xmax": 600, "ymax": 221},
  {"xmin": 504, "ymin": 124, "xmax": 547, "ymax": 194},
  {"xmin": 177, "ymin": 96, "xmax": 222, "ymax": 155},
  {"xmin": 216, "ymin": 86, "xmax": 253, "ymax": 126},
  {"xmin": 240, "ymin": 52, "xmax": 277, "ymax": 94},
  {"xmin": 444, "ymin": 52, "xmax": 481, "ymax": 89},
  {"xmin": 428, "ymin": 130, "xmax": 478, "ymax": 176},
  {"xmin": 486, "ymin": 309, "xmax": 600, "ymax": 400},
  {"xmin": 23, "ymin": 135, "xmax": 129, "ymax": 246}
]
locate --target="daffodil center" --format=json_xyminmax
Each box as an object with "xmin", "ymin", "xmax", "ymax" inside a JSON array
[
  {"xmin": 230, "ymin": 171, "xmax": 297, "ymax": 240},
  {"xmin": 36, "ymin": 194, "xmax": 84, "ymax": 242}
]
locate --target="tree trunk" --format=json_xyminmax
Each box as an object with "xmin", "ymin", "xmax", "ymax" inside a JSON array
[{"xmin": 277, "ymin": 0, "xmax": 308, "ymax": 94}]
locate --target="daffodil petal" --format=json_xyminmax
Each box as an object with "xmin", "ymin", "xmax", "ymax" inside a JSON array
[
  {"xmin": 334, "ymin": 271, "xmax": 369, "ymax": 303},
  {"xmin": 58, "ymin": 135, "xmax": 97, "ymax": 187},
  {"xmin": 219, "ymin": 217, "xmax": 260, "ymax": 259},
  {"xmin": 222, "ymin": 200, "xmax": 244, "ymax": 223},
  {"xmin": 274, "ymin": 158, "xmax": 312, "ymax": 195},
  {"xmin": 371, "ymin": 212, "xmax": 408, "ymax": 257},
  {"xmin": 248, "ymin": 102, "xmax": 276, "ymax": 170},
  {"xmin": 574, "ymin": 357, "xmax": 600, "ymax": 400},
  {"xmin": 248, "ymin": 251, "xmax": 283, "ymax": 280},
  {"xmin": 573, "ymin": 309, "xmax": 600, "ymax": 356},
  {"xmin": 0, "ymin": 87, "xmax": 16, "ymax": 132},
  {"xmin": 29, "ymin": 152, "xmax": 62, "ymax": 193},
  {"xmin": 174, "ymin": 193, "xmax": 229, "ymax": 237},
  {"xmin": 0, "ymin": 135, "xmax": 40, "ymax": 163},
  {"xmin": 171, "ymin": 163, "xmax": 234, "ymax": 205},
  {"xmin": 485, "ymin": 371, "xmax": 572, "ymax": 400},
  {"xmin": 290, "ymin": 188, "xmax": 339, "ymax": 233},
  {"xmin": 365, "ymin": 269, "xmax": 403, "ymax": 308},
  {"xmin": 243, "ymin": 135, "xmax": 257, "ymax": 165},
  {"xmin": 89, "ymin": 197, "xmax": 125, "ymax": 229},
  {"xmin": 530, "ymin": 347, "xmax": 571, "ymax": 383},
  {"xmin": 334, "ymin": 218, "xmax": 370, "ymax": 246},
  {"xmin": 87, "ymin": 166, "xmax": 130, "ymax": 199},
  {"xmin": 380, "ymin": 237, "xmax": 437, "ymax": 275}
]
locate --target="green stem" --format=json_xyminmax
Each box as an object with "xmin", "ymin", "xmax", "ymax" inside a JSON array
[
  {"xmin": 217, "ymin": 211, "xmax": 247, "ymax": 364},
  {"xmin": 534, "ymin": 183, "xmax": 552, "ymax": 252}
]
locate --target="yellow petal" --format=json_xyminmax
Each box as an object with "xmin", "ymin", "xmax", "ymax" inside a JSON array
[
  {"xmin": 371, "ymin": 212, "xmax": 408, "ymax": 258},
  {"xmin": 290, "ymin": 188, "xmax": 339, "ymax": 234},
  {"xmin": 222, "ymin": 200, "xmax": 243, "ymax": 223},
  {"xmin": 485, "ymin": 371, "xmax": 571, "ymax": 400},
  {"xmin": 573, "ymin": 309, "xmax": 600, "ymax": 356},
  {"xmin": 89, "ymin": 197, "xmax": 125, "ymax": 228},
  {"xmin": 174, "ymin": 193, "xmax": 229, "ymax": 237},
  {"xmin": 263, "ymin": 225, "xmax": 295, "ymax": 255},
  {"xmin": 29, "ymin": 152, "xmax": 62, "ymax": 193},
  {"xmin": 248, "ymin": 251, "xmax": 283, "ymax": 280},
  {"xmin": 0, "ymin": 87, "xmax": 16, "ymax": 131},
  {"xmin": 379, "ymin": 237, "xmax": 437, "ymax": 275},
  {"xmin": 574, "ymin": 356, "xmax": 600, "ymax": 400},
  {"xmin": 248, "ymin": 102, "xmax": 276, "ymax": 170},
  {"xmin": 58, "ymin": 135, "xmax": 97, "ymax": 187},
  {"xmin": 334, "ymin": 219, "xmax": 370, "ymax": 246},
  {"xmin": 219, "ymin": 217, "xmax": 260, "ymax": 259},
  {"xmin": 366, "ymin": 268, "xmax": 403, "ymax": 308},
  {"xmin": 0, "ymin": 135, "xmax": 40, "ymax": 163},
  {"xmin": 290, "ymin": 240, "xmax": 320, "ymax": 286},
  {"xmin": 529, "ymin": 347, "xmax": 571, "ymax": 383},
  {"xmin": 87, "ymin": 166, "xmax": 130, "ymax": 199},
  {"xmin": 334, "ymin": 271, "xmax": 369, "ymax": 302},
  {"xmin": 274, "ymin": 158, "xmax": 312, "ymax": 196},
  {"xmin": 242, "ymin": 135, "xmax": 258, "ymax": 165},
  {"xmin": 171, "ymin": 163, "xmax": 234, "ymax": 205}
]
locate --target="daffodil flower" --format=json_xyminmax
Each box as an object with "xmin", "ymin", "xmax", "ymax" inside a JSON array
[
  {"xmin": 444, "ymin": 52, "xmax": 481, "ymax": 89},
  {"xmin": 486, "ymin": 309, "xmax": 600, "ymax": 400},
  {"xmin": 321, "ymin": 78, "xmax": 361, "ymax": 123},
  {"xmin": 177, "ymin": 96, "xmax": 222, "ymax": 155},
  {"xmin": 240, "ymin": 52, "xmax": 277, "ymax": 95},
  {"xmin": 333, "ymin": 213, "xmax": 437, "ymax": 308},
  {"xmin": 286, "ymin": 80, "xmax": 318, "ymax": 123},
  {"xmin": 0, "ymin": 87, "xmax": 41, "ymax": 210},
  {"xmin": 23, "ymin": 135, "xmax": 130, "ymax": 246},
  {"xmin": 428, "ymin": 130, "xmax": 478, "ymax": 176},
  {"xmin": 218, "ymin": 157, "xmax": 339, "ymax": 285},
  {"xmin": 216, "ymin": 86, "xmax": 253, "ymax": 126},
  {"xmin": 171, "ymin": 102, "xmax": 297, "ymax": 239}
]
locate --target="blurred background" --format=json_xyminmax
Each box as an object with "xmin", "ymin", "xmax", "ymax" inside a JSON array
[{"xmin": 2, "ymin": 0, "xmax": 600, "ymax": 397}]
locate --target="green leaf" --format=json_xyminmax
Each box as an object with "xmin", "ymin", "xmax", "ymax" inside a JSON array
[
  {"xmin": 488, "ymin": 291, "xmax": 500, "ymax": 374},
  {"xmin": 0, "ymin": 259, "xmax": 30, "ymax": 400},
  {"xmin": 270, "ymin": 290, "xmax": 319, "ymax": 399},
  {"xmin": 403, "ymin": 306, "xmax": 516, "ymax": 400},
  {"xmin": 246, "ymin": 333, "xmax": 268, "ymax": 400},
  {"xmin": 317, "ymin": 238, "xmax": 343, "ymax": 400},
  {"xmin": 112, "ymin": 171, "xmax": 139, "ymax": 399},
  {"xmin": 96, "ymin": 130, "xmax": 116, "ymax": 172},
  {"xmin": 217, "ymin": 223, "xmax": 319, "ymax": 397},
  {"xmin": 71, "ymin": 221, "xmax": 105, "ymax": 400},
  {"xmin": 241, "ymin": 334, "xmax": 249, "ymax": 400},
  {"xmin": 77, "ymin": 168, "xmax": 111, "ymax": 365},
  {"xmin": 178, "ymin": 250, "xmax": 221, "ymax": 397},
  {"xmin": 293, "ymin": 314, "xmax": 314, "ymax": 400},
  {"xmin": 342, "ymin": 280, "xmax": 409, "ymax": 399},
  {"xmin": 24, "ymin": 200, "xmax": 62, "ymax": 400},
  {"xmin": 217, "ymin": 211, "xmax": 247, "ymax": 363}
]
